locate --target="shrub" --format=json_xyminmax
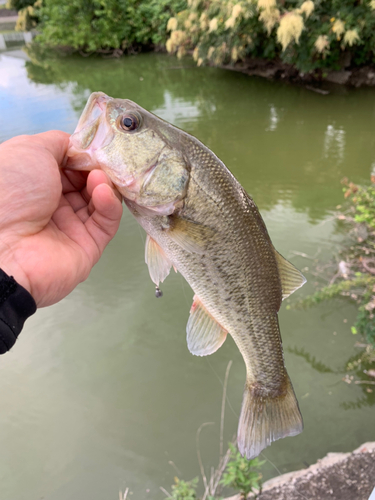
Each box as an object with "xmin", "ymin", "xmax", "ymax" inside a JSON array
[
  {"xmin": 168, "ymin": 477, "xmax": 198, "ymax": 500},
  {"xmin": 6, "ymin": 0, "xmax": 35, "ymax": 11},
  {"xmin": 165, "ymin": 0, "xmax": 375, "ymax": 73},
  {"xmin": 15, "ymin": 1, "xmax": 39, "ymax": 31},
  {"xmin": 36, "ymin": 0, "xmax": 187, "ymax": 53},
  {"xmin": 220, "ymin": 443, "xmax": 264, "ymax": 499},
  {"xmin": 343, "ymin": 178, "xmax": 375, "ymax": 230}
]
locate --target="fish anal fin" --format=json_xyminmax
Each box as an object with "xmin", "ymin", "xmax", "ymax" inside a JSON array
[
  {"xmin": 237, "ymin": 374, "xmax": 303, "ymax": 459},
  {"xmin": 274, "ymin": 250, "xmax": 306, "ymax": 300},
  {"xmin": 145, "ymin": 235, "xmax": 172, "ymax": 286},
  {"xmin": 186, "ymin": 295, "xmax": 227, "ymax": 356},
  {"xmin": 167, "ymin": 216, "xmax": 215, "ymax": 255}
]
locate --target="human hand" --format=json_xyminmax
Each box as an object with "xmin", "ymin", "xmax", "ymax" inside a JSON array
[{"xmin": 0, "ymin": 131, "xmax": 123, "ymax": 307}]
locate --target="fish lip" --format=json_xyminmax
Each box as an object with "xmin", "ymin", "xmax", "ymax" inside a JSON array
[
  {"xmin": 74, "ymin": 92, "xmax": 110, "ymax": 136},
  {"xmin": 68, "ymin": 92, "xmax": 114, "ymax": 159}
]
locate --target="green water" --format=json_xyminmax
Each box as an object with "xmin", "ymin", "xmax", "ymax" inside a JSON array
[{"xmin": 0, "ymin": 50, "xmax": 374, "ymax": 499}]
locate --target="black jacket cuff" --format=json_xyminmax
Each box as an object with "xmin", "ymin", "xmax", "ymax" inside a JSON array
[{"xmin": 0, "ymin": 269, "xmax": 37, "ymax": 354}]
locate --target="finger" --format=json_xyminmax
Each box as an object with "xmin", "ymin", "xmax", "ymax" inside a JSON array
[
  {"xmin": 87, "ymin": 170, "xmax": 122, "ymax": 202},
  {"xmin": 88, "ymin": 198, "xmax": 95, "ymax": 216},
  {"xmin": 84, "ymin": 183, "xmax": 123, "ymax": 260},
  {"xmin": 60, "ymin": 171, "xmax": 119, "ymax": 219},
  {"xmin": 61, "ymin": 169, "xmax": 89, "ymax": 195},
  {"xmin": 62, "ymin": 169, "xmax": 121, "ymax": 215},
  {"xmin": 33, "ymin": 130, "xmax": 70, "ymax": 165},
  {"xmin": 64, "ymin": 191, "xmax": 89, "ymax": 214}
]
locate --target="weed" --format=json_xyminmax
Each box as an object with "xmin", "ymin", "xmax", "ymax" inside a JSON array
[
  {"xmin": 168, "ymin": 477, "xmax": 199, "ymax": 500},
  {"xmin": 220, "ymin": 443, "xmax": 264, "ymax": 499}
]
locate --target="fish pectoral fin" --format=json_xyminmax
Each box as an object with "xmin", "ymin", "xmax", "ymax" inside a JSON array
[
  {"xmin": 274, "ymin": 250, "xmax": 306, "ymax": 300},
  {"xmin": 167, "ymin": 216, "xmax": 215, "ymax": 255},
  {"xmin": 186, "ymin": 295, "xmax": 227, "ymax": 356},
  {"xmin": 145, "ymin": 235, "xmax": 172, "ymax": 286}
]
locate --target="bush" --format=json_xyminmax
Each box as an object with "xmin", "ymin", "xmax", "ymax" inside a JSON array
[
  {"xmin": 15, "ymin": 1, "xmax": 39, "ymax": 31},
  {"xmin": 343, "ymin": 178, "xmax": 375, "ymax": 230},
  {"xmin": 35, "ymin": 0, "xmax": 187, "ymax": 53},
  {"xmin": 168, "ymin": 477, "xmax": 198, "ymax": 500},
  {"xmin": 165, "ymin": 0, "xmax": 375, "ymax": 73},
  {"xmin": 6, "ymin": 0, "xmax": 35, "ymax": 11}
]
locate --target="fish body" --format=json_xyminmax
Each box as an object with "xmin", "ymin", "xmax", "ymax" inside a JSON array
[{"xmin": 66, "ymin": 92, "xmax": 306, "ymax": 459}]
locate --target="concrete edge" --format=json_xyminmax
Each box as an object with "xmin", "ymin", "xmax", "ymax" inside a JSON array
[{"xmin": 224, "ymin": 442, "xmax": 375, "ymax": 500}]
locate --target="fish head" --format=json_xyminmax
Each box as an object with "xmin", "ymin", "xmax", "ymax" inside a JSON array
[{"xmin": 66, "ymin": 92, "xmax": 190, "ymax": 215}]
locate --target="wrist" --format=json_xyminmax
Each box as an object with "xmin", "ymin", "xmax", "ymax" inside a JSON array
[
  {"xmin": 0, "ymin": 241, "xmax": 33, "ymax": 299},
  {"xmin": 0, "ymin": 268, "xmax": 37, "ymax": 354}
]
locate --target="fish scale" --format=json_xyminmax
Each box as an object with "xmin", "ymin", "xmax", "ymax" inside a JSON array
[{"xmin": 66, "ymin": 92, "xmax": 306, "ymax": 459}]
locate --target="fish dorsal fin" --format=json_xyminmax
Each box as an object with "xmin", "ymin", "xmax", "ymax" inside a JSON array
[
  {"xmin": 186, "ymin": 295, "xmax": 227, "ymax": 356},
  {"xmin": 274, "ymin": 250, "xmax": 306, "ymax": 300},
  {"xmin": 145, "ymin": 235, "xmax": 172, "ymax": 286},
  {"xmin": 167, "ymin": 216, "xmax": 215, "ymax": 255}
]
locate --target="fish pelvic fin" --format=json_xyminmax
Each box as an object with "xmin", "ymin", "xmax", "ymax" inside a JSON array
[
  {"xmin": 186, "ymin": 295, "xmax": 227, "ymax": 356},
  {"xmin": 145, "ymin": 235, "xmax": 172, "ymax": 286},
  {"xmin": 274, "ymin": 250, "xmax": 306, "ymax": 300},
  {"xmin": 237, "ymin": 374, "xmax": 303, "ymax": 459}
]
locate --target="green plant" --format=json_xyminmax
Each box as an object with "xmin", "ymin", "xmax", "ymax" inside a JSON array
[
  {"xmin": 291, "ymin": 275, "xmax": 375, "ymax": 310},
  {"xmin": 220, "ymin": 443, "xmax": 264, "ymax": 499},
  {"xmin": 169, "ymin": 477, "xmax": 199, "ymax": 500},
  {"xmin": 35, "ymin": 0, "xmax": 187, "ymax": 54},
  {"xmin": 292, "ymin": 177, "xmax": 375, "ymax": 348},
  {"xmin": 343, "ymin": 179, "xmax": 375, "ymax": 230}
]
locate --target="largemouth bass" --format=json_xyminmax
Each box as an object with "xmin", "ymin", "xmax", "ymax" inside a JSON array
[{"xmin": 66, "ymin": 92, "xmax": 306, "ymax": 459}]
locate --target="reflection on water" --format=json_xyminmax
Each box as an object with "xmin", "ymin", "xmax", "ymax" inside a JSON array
[
  {"xmin": 323, "ymin": 124, "xmax": 346, "ymax": 163},
  {"xmin": 266, "ymin": 105, "xmax": 279, "ymax": 132},
  {"xmin": 152, "ymin": 90, "xmax": 202, "ymax": 125},
  {"xmin": 1, "ymin": 49, "xmax": 375, "ymax": 500},
  {"xmin": 288, "ymin": 346, "xmax": 336, "ymax": 374},
  {"xmin": 289, "ymin": 343, "xmax": 375, "ymax": 410}
]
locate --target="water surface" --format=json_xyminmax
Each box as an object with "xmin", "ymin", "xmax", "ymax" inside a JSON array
[{"xmin": 0, "ymin": 49, "xmax": 374, "ymax": 499}]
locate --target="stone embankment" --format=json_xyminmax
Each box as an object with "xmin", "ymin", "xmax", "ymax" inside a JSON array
[
  {"xmin": 225, "ymin": 58, "xmax": 375, "ymax": 90},
  {"xmin": 0, "ymin": 8, "xmax": 17, "ymax": 31},
  {"xmin": 226, "ymin": 442, "xmax": 375, "ymax": 500}
]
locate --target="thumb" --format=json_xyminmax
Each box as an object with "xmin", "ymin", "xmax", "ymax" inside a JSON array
[{"xmin": 85, "ymin": 183, "xmax": 123, "ymax": 261}]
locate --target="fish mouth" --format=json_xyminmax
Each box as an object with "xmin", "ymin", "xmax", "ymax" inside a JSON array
[{"xmin": 65, "ymin": 92, "xmax": 114, "ymax": 170}]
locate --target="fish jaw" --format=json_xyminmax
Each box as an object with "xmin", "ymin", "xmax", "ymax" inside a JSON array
[{"xmin": 65, "ymin": 92, "xmax": 115, "ymax": 171}]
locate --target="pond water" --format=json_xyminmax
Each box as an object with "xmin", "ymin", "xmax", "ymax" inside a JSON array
[{"xmin": 0, "ymin": 49, "xmax": 374, "ymax": 500}]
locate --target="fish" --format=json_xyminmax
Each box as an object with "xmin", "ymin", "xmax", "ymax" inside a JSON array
[{"xmin": 65, "ymin": 92, "xmax": 306, "ymax": 459}]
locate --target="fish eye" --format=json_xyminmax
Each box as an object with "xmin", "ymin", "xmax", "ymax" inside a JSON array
[{"xmin": 119, "ymin": 112, "xmax": 141, "ymax": 132}]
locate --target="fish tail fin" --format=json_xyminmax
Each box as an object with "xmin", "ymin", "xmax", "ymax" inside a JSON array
[{"xmin": 237, "ymin": 374, "xmax": 303, "ymax": 459}]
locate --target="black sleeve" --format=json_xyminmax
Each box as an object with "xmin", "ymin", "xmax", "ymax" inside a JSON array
[{"xmin": 0, "ymin": 269, "xmax": 37, "ymax": 355}]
